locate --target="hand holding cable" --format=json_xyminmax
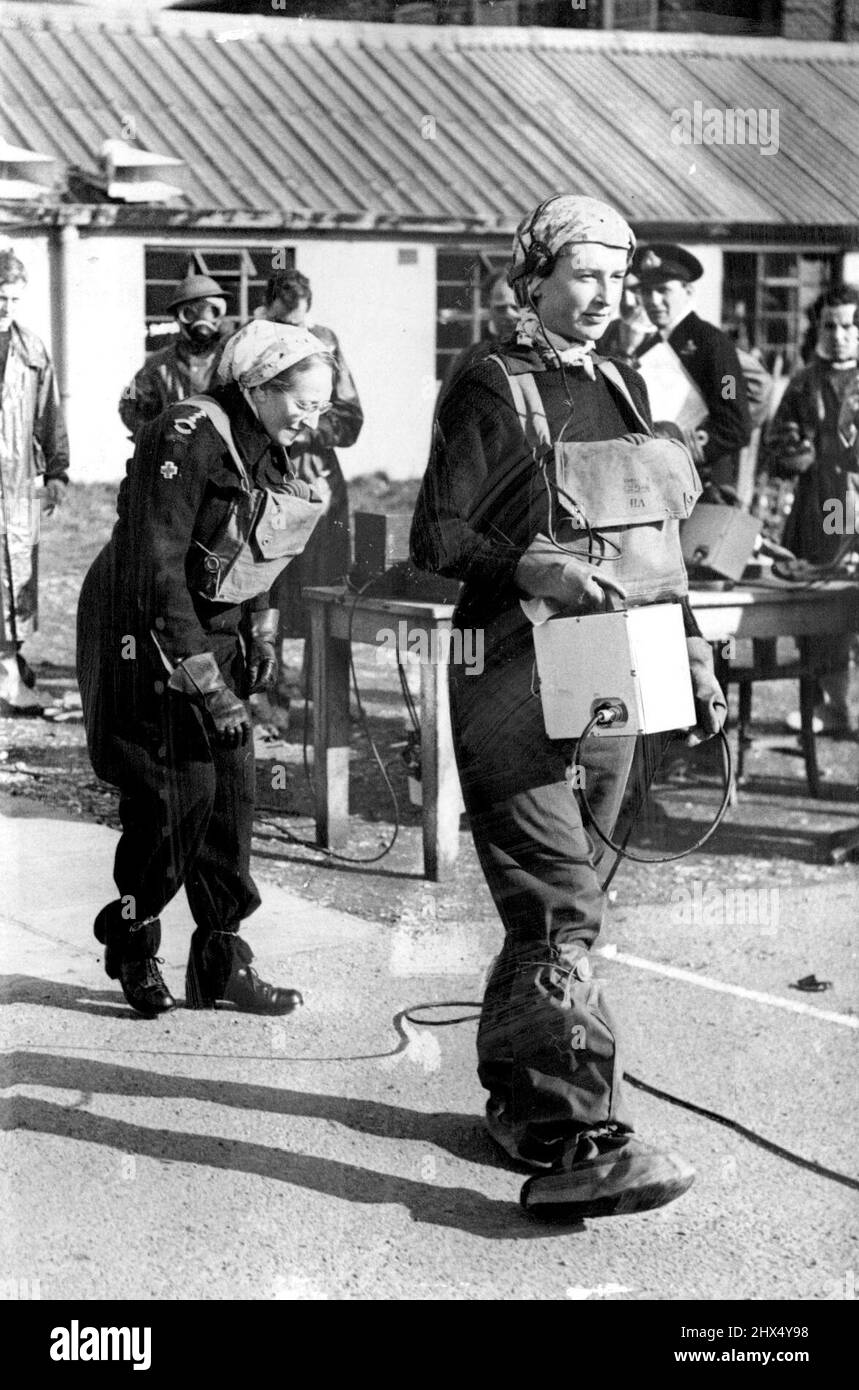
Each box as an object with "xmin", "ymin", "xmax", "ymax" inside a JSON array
[{"xmin": 515, "ymin": 532, "xmax": 627, "ymax": 612}]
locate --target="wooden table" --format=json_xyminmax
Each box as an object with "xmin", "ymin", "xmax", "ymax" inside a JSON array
[
  {"xmin": 687, "ymin": 579, "xmax": 859, "ymax": 647},
  {"xmin": 306, "ymin": 581, "xmax": 859, "ymax": 878},
  {"xmin": 305, "ymin": 586, "xmax": 458, "ymax": 880},
  {"xmin": 690, "ymin": 580, "xmax": 859, "ymax": 799}
]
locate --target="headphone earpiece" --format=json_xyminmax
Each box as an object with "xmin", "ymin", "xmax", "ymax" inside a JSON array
[
  {"xmin": 507, "ymin": 194, "xmax": 566, "ymax": 307},
  {"xmin": 509, "ymin": 241, "xmax": 556, "ymax": 307}
]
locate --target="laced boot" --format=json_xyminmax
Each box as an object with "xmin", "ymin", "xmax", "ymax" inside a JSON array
[
  {"xmin": 94, "ymin": 904, "xmax": 175, "ymax": 1018},
  {"xmin": 186, "ymin": 930, "xmax": 303, "ymax": 1015}
]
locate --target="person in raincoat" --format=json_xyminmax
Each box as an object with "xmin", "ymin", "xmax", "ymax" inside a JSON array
[{"xmin": 0, "ymin": 250, "xmax": 70, "ymax": 714}]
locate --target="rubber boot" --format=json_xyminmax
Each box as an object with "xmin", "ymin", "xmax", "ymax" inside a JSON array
[{"xmin": 520, "ymin": 1128, "xmax": 695, "ymax": 1220}]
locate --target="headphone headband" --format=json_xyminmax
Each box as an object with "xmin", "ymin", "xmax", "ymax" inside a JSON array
[{"xmin": 508, "ymin": 194, "xmax": 566, "ymax": 303}]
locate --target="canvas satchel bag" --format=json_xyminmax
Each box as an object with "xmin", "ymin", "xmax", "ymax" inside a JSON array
[{"xmin": 494, "ymin": 357, "xmax": 701, "ymax": 607}]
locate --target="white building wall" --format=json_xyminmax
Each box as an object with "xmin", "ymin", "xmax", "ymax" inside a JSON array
[
  {"xmin": 681, "ymin": 244, "xmax": 723, "ymax": 325},
  {"xmin": 67, "ymin": 233, "xmax": 145, "ymax": 485},
  {"xmin": 32, "ymin": 231, "xmax": 437, "ymax": 485},
  {"xmin": 5, "ymin": 232, "xmax": 52, "ymax": 351},
  {"xmin": 843, "ymin": 252, "xmax": 859, "ymax": 287},
  {"xmin": 296, "ymin": 238, "xmax": 437, "ymax": 483}
]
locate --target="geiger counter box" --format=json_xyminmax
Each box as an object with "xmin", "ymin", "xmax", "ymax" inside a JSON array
[{"xmin": 532, "ymin": 603, "xmax": 696, "ymax": 739}]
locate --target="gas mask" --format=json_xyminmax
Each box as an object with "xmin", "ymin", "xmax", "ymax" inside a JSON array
[{"xmin": 177, "ymin": 296, "xmax": 227, "ymax": 352}]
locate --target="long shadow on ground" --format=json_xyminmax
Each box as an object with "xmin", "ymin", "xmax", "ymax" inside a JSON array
[{"xmin": 1, "ymin": 1049, "xmax": 584, "ymax": 1240}]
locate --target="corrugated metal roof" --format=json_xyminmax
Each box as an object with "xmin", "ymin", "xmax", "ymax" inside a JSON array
[{"xmin": 0, "ymin": 3, "xmax": 857, "ymax": 229}]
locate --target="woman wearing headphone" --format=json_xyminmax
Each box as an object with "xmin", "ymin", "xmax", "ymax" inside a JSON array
[{"xmin": 411, "ymin": 195, "xmax": 726, "ymax": 1218}]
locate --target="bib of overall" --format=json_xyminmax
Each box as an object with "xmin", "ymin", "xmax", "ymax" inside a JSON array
[
  {"xmin": 486, "ymin": 356, "xmax": 700, "ymax": 610},
  {"xmin": 181, "ymin": 396, "xmax": 325, "ymax": 607}
]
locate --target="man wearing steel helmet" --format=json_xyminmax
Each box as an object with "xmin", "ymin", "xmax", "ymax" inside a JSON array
[
  {"xmin": 412, "ymin": 194, "xmax": 726, "ymax": 1218},
  {"xmin": 119, "ymin": 273, "xmax": 229, "ymax": 439}
]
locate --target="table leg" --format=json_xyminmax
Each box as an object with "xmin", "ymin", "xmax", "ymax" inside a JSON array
[
  {"xmin": 309, "ymin": 601, "xmax": 351, "ymax": 848},
  {"xmin": 420, "ymin": 654, "xmax": 460, "ymax": 881},
  {"xmin": 799, "ymin": 671, "xmax": 821, "ymax": 799}
]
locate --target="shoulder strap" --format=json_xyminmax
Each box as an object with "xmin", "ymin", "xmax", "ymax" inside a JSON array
[
  {"xmin": 489, "ymin": 352, "xmax": 654, "ymax": 443},
  {"xmin": 179, "ymin": 395, "xmax": 251, "ymax": 489},
  {"xmin": 487, "ymin": 353, "xmax": 551, "ymax": 452},
  {"xmin": 595, "ymin": 359, "xmax": 653, "ymax": 436}
]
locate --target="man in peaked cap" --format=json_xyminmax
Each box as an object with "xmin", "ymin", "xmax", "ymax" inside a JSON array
[
  {"xmin": 634, "ymin": 242, "xmax": 751, "ymax": 492},
  {"xmin": 119, "ymin": 273, "xmax": 230, "ymax": 439}
]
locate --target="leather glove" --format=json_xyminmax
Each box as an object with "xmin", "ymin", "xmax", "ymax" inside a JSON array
[
  {"xmin": 515, "ymin": 533, "xmax": 627, "ymax": 612},
  {"xmin": 167, "ymin": 651, "xmax": 250, "ymax": 747},
  {"xmin": 247, "ymin": 608, "xmax": 279, "ymax": 693},
  {"xmin": 42, "ymin": 478, "xmax": 66, "ymax": 517},
  {"xmin": 686, "ymin": 637, "xmax": 728, "ymax": 744}
]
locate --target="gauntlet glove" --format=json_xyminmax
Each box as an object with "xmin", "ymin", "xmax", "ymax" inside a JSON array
[
  {"xmin": 515, "ymin": 533, "xmax": 627, "ymax": 612},
  {"xmin": 168, "ymin": 651, "xmax": 250, "ymax": 747},
  {"xmin": 686, "ymin": 637, "xmax": 728, "ymax": 744},
  {"xmin": 247, "ymin": 608, "xmax": 280, "ymax": 694}
]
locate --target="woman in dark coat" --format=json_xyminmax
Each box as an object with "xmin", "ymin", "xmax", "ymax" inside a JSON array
[{"xmin": 77, "ymin": 322, "xmax": 335, "ymax": 1018}]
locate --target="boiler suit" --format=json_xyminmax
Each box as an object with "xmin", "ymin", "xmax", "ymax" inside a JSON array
[
  {"xmin": 411, "ymin": 343, "xmax": 703, "ymax": 1145},
  {"xmin": 77, "ymin": 386, "xmax": 321, "ymax": 971}
]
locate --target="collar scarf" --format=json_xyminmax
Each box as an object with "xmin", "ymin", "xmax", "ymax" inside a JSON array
[{"xmin": 514, "ymin": 312, "xmax": 597, "ymax": 379}]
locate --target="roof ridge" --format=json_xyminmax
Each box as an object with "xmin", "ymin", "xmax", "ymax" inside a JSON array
[{"xmin": 0, "ymin": 3, "xmax": 856, "ymax": 60}]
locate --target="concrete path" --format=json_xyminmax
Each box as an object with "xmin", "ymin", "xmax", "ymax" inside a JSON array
[{"xmin": 1, "ymin": 797, "xmax": 856, "ymax": 1301}]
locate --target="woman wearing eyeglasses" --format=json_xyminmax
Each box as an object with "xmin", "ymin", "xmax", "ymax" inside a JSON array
[
  {"xmin": 261, "ymin": 271, "xmax": 364, "ymax": 710},
  {"xmin": 78, "ymin": 321, "xmax": 334, "ymax": 1019}
]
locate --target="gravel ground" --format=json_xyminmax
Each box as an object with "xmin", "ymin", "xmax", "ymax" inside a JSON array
[{"xmin": 3, "ymin": 479, "xmax": 858, "ymax": 936}]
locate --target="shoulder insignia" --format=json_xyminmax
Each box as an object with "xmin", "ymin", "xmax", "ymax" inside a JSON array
[{"xmin": 172, "ymin": 406, "xmax": 207, "ymax": 436}]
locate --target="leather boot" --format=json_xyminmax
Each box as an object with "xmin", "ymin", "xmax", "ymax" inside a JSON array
[
  {"xmin": 94, "ymin": 903, "xmax": 175, "ymax": 1018},
  {"xmin": 185, "ymin": 930, "xmax": 303, "ymax": 1015}
]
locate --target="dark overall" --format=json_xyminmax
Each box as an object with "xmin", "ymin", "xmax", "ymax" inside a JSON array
[
  {"xmin": 77, "ymin": 391, "xmax": 322, "ymax": 974},
  {"xmin": 412, "ymin": 348, "xmax": 699, "ymax": 1145}
]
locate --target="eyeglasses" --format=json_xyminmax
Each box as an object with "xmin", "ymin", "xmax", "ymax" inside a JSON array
[{"xmin": 268, "ymin": 387, "xmax": 333, "ymax": 418}]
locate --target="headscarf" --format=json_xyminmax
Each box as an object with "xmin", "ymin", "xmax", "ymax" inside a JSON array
[
  {"xmin": 508, "ymin": 195, "xmax": 636, "ymax": 368},
  {"xmin": 216, "ymin": 319, "xmax": 329, "ymax": 389}
]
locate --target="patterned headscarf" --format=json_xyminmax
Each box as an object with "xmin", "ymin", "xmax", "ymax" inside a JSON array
[
  {"xmin": 217, "ymin": 320, "xmax": 329, "ymax": 389},
  {"xmin": 509, "ymin": 195, "xmax": 636, "ymax": 364}
]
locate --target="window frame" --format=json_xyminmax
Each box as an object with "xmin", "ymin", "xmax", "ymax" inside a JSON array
[{"xmin": 143, "ymin": 242, "xmax": 296, "ymax": 352}]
